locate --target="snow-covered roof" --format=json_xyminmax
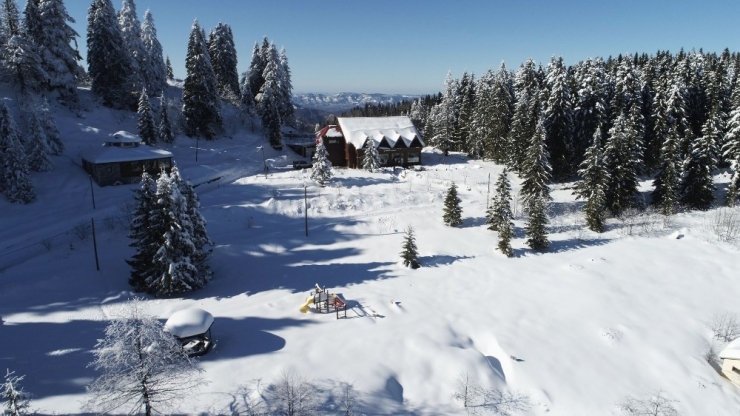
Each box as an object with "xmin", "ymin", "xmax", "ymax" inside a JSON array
[
  {"xmin": 336, "ymin": 116, "xmax": 424, "ymax": 149},
  {"xmin": 110, "ymin": 130, "xmax": 141, "ymax": 144},
  {"xmin": 164, "ymin": 308, "xmax": 214, "ymax": 338},
  {"xmin": 316, "ymin": 125, "xmax": 344, "ymax": 139},
  {"xmin": 720, "ymin": 338, "xmax": 740, "ymax": 360},
  {"xmin": 81, "ymin": 143, "xmax": 173, "ymax": 164}
]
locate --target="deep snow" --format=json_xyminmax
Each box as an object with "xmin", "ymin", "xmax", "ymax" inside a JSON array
[{"xmin": 1, "ymin": 87, "xmax": 740, "ymax": 415}]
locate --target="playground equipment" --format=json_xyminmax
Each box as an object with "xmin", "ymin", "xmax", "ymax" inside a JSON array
[{"xmin": 299, "ymin": 283, "xmax": 347, "ymax": 319}]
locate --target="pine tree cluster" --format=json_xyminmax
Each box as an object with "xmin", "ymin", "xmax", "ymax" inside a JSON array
[{"xmin": 127, "ymin": 167, "xmax": 213, "ymax": 296}]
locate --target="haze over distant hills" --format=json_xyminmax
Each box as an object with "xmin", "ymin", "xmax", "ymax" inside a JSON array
[{"xmin": 292, "ymin": 92, "xmax": 419, "ymax": 113}]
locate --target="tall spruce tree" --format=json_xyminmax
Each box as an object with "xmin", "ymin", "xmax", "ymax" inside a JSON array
[
  {"xmin": 0, "ymin": 101, "xmax": 34, "ymax": 203},
  {"xmin": 87, "ymin": 0, "xmax": 133, "ymax": 108},
  {"xmin": 724, "ymin": 83, "xmax": 740, "ymax": 206},
  {"xmin": 208, "ymin": 22, "xmax": 239, "ymax": 99},
  {"xmin": 311, "ymin": 140, "xmax": 332, "ymax": 186},
  {"xmin": 158, "ymin": 93, "xmax": 174, "ymax": 144},
  {"xmin": 603, "ymin": 112, "xmax": 641, "ymax": 216},
  {"xmin": 574, "ymin": 127, "xmax": 609, "ymax": 232},
  {"xmin": 39, "ymin": 97, "xmax": 63, "ymax": 155},
  {"xmin": 140, "ymin": 9, "xmax": 166, "ymax": 95},
  {"xmin": 455, "ymin": 71, "xmax": 475, "ymax": 154},
  {"xmin": 488, "ymin": 168, "xmax": 515, "ymax": 257},
  {"xmin": 175, "ymin": 168, "xmax": 212, "ymax": 283},
  {"xmin": 525, "ymin": 193, "xmax": 549, "ymax": 250},
  {"xmin": 1, "ymin": 0, "xmax": 46, "ymax": 94},
  {"xmin": 165, "ymin": 55, "xmax": 173, "ymax": 80},
  {"xmin": 38, "ymin": 0, "xmax": 80, "ymax": 105},
  {"xmin": 680, "ymin": 114, "xmax": 718, "ymax": 210},
  {"xmin": 361, "ymin": 139, "xmax": 381, "ymax": 172},
  {"xmin": 542, "ymin": 56, "xmax": 574, "ymax": 181},
  {"xmin": 508, "ymin": 59, "xmax": 540, "ymax": 170},
  {"xmin": 573, "ymin": 58, "xmax": 608, "ymax": 167},
  {"xmin": 246, "ymin": 39, "xmax": 266, "ymax": 100},
  {"xmin": 26, "ymin": 106, "xmax": 53, "ymax": 172},
  {"xmin": 126, "ymin": 171, "xmax": 157, "ymax": 292},
  {"xmin": 400, "ymin": 226, "xmax": 420, "ymax": 269},
  {"xmin": 257, "ymin": 43, "xmax": 283, "ymax": 148},
  {"xmin": 136, "ymin": 88, "xmax": 156, "ymax": 145},
  {"xmin": 277, "ymin": 47, "xmax": 294, "ymax": 125},
  {"xmin": 117, "ymin": 0, "xmax": 145, "ymax": 89},
  {"xmin": 442, "ymin": 182, "xmax": 463, "ymax": 227},
  {"xmin": 182, "ymin": 19, "xmax": 221, "ymax": 139},
  {"xmin": 519, "ymin": 116, "xmax": 552, "ymax": 212},
  {"xmin": 470, "ymin": 69, "xmax": 492, "ymax": 160},
  {"xmin": 486, "ymin": 63, "xmax": 514, "ymax": 163}
]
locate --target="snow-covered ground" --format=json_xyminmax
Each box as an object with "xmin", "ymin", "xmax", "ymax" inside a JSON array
[{"xmin": 2, "ymin": 89, "xmax": 740, "ymax": 415}]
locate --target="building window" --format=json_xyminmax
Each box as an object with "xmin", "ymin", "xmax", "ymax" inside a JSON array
[
  {"xmin": 407, "ymin": 153, "xmax": 420, "ymax": 163},
  {"xmin": 378, "ymin": 154, "xmax": 389, "ymax": 165},
  {"xmin": 733, "ymin": 366, "xmax": 740, "ymax": 376}
]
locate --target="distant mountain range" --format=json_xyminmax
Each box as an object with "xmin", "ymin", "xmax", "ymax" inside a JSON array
[{"xmin": 292, "ymin": 92, "xmax": 418, "ymax": 113}]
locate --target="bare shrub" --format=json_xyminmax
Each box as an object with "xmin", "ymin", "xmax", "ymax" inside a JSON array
[
  {"xmin": 704, "ymin": 207, "xmax": 740, "ymax": 244},
  {"xmin": 617, "ymin": 207, "xmax": 642, "ymax": 237},
  {"xmin": 453, "ymin": 372, "xmax": 530, "ymax": 415},
  {"xmin": 617, "ymin": 390, "xmax": 679, "ymax": 416},
  {"xmin": 452, "ymin": 372, "xmax": 482, "ymax": 411},
  {"xmin": 72, "ymin": 222, "xmax": 91, "ymax": 241},
  {"xmin": 226, "ymin": 383, "xmax": 268, "ymax": 416},
  {"xmin": 118, "ymin": 201, "xmax": 137, "ymax": 230},
  {"xmin": 103, "ymin": 215, "xmax": 117, "ymax": 231},
  {"xmin": 482, "ymin": 389, "xmax": 531, "ymax": 415},
  {"xmin": 338, "ymin": 379, "xmax": 357, "ymax": 416},
  {"xmin": 265, "ymin": 369, "xmax": 317, "ymax": 416},
  {"xmin": 41, "ymin": 237, "xmax": 53, "ymax": 251},
  {"xmin": 706, "ymin": 311, "xmax": 740, "ymax": 342}
]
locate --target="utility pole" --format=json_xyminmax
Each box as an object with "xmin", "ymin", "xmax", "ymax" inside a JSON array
[
  {"xmin": 304, "ymin": 185, "xmax": 308, "ymax": 236},
  {"xmin": 89, "ymin": 175, "xmax": 96, "ymax": 209},
  {"xmin": 486, "ymin": 172, "xmax": 491, "ymax": 209},
  {"xmin": 257, "ymin": 146, "xmax": 268, "ymax": 177},
  {"xmin": 91, "ymin": 218, "xmax": 100, "ymax": 271},
  {"xmin": 195, "ymin": 136, "xmax": 200, "ymax": 162}
]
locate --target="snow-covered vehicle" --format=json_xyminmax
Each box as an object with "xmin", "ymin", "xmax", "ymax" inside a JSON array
[
  {"xmin": 163, "ymin": 308, "xmax": 214, "ymax": 357},
  {"xmin": 293, "ymin": 160, "xmax": 313, "ymax": 169}
]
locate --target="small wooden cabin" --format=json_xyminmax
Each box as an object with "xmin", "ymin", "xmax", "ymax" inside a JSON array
[
  {"xmin": 81, "ymin": 131, "xmax": 173, "ymax": 186},
  {"xmin": 720, "ymin": 338, "xmax": 740, "ymax": 385}
]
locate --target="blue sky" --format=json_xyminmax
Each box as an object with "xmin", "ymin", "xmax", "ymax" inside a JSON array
[{"xmin": 65, "ymin": 0, "xmax": 740, "ymax": 95}]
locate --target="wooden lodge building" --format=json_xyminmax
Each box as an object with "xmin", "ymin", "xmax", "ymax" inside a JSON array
[
  {"xmin": 81, "ymin": 131, "xmax": 173, "ymax": 186},
  {"xmin": 315, "ymin": 116, "xmax": 425, "ymax": 168}
]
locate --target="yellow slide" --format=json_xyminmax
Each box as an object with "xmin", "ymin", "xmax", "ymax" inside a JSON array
[{"xmin": 299, "ymin": 296, "xmax": 315, "ymax": 313}]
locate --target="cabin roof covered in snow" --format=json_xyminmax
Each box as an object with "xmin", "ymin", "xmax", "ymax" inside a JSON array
[
  {"xmin": 164, "ymin": 308, "xmax": 214, "ymax": 338},
  {"xmin": 81, "ymin": 143, "xmax": 173, "ymax": 164},
  {"xmin": 110, "ymin": 130, "xmax": 141, "ymax": 144},
  {"xmin": 316, "ymin": 125, "xmax": 344, "ymax": 139},
  {"xmin": 720, "ymin": 337, "xmax": 740, "ymax": 360},
  {"xmin": 336, "ymin": 116, "xmax": 424, "ymax": 149}
]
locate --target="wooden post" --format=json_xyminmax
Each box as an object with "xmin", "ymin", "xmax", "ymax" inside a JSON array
[
  {"xmin": 91, "ymin": 218, "xmax": 100, "ymax": 271},
  {"xmin": 89, "ymin": 175, "xmax": 96, "ymax": 209}
]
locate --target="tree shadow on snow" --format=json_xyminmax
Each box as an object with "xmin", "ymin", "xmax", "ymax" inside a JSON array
[
  {"xmin": 206, "ymin": 316, "xmax": 312, "ymax": 361},
  {"xmin": 512, "ymin": 236, "xmax": 610, "ymax": 257},
  {"xmin": 420, "ymin": 255, "xmax": 474, "ymax": 267}
]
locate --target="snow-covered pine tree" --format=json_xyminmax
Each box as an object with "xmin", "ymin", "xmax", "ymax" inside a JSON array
[
  {"xmin": 176, "ymin": 168, "xmax": 213, "ymax": 284},
  {"xmin": 400, "ymin": 226, "xmax": 420, "ymax": 269},
  {"xmin": 496, "ymin": 209, "xmax": 514, "ymax": 258},
  {"xmin": 165, "ymin": 55, "xmax": 173, "ymax": 80},
  {"xmin": 207, "ymin": 22, "xmax": 239, "ymax": 100},
  {"xmin": 680, "ymin": 111, "xmax": 718, "ymax": 210},
  {"xmin": 0, "ymin": 0, "xmax": 21, "ymax": 41},
  {"xmin": 26, "ymin": 105, "xmax": 52, "ymax": 172},
  {"xmin": 542, "ymin": 56, "xmax": 574, "ymax": 181},
  {"xmin": 21, "ymin": 0, "xmax": 42, "ymax": 48},
  {"xmin": 508, "ymin": 59, "xmax": 540, "ymax": 171},
  {"xmin": 246, "ymin": 39, "xmax": 267, "ymax": 100},
  {"xmin": 136, "ymin": 88, "xmax": 156, "ymax": 145},
  {"xmin": 158, "ymin": 93, "xmax": 174, "ymax": 144},
  {"xmin": 361, "ymin": 138, "xmax": 381, "ymax": 172},
  {"xmin": 38, "ymin": 0, "xmax": 80, "ymax": 105},
  {"xmin": 603, "ymin": 112, "xmax": 641, "ymax": 216},
  {"xmin": 140, "ymin": 9, "xmax": 166, "ymax": 95},
  {"xmin": 39, "ymin": 97, "xmax": 63, "ymax": 155},
  {"xmin": 408, "ymin": 98, "xmax": 427, "ymax": 133},
  {"xmin": 277, "ymin": 47, "xmax": 294, "ymax": 125},
  {"xmin": 125, "ymin": 171, "xmax": 157, "ymax": 292},
  {"xmin": 146, "ymin": 169, "xmax": 202, "ymax": 295},
  {"xmin": 525, "ymin": 192, "xmax": 549, "ymax": 250},
  {"xmin": 182, "ymin": 19, "xmax": 221, "ymax": 140},
  {"xmin": 85, "ymin": 298, "xmax": 204, "ymax": 416},
  {"xmin": 238, "ymin": 70, "xmax": 255, "ymax": 115},
  {"xmin": 3, "ymin": 33, "xmax": 47, "ymax": 94},
  {"xmin": 487, "ymin": 167, "xmax": 513, "ymax": 231},
  {"xmin": 442, "ymin": 182, "xmax": 463, "ymax": 227},
  {"xmin": 257, "ymin": 44, "xmax": 283, "ymax": 148},
  {"xmin": 573, "ymin": 57, "xmax": 608, "ymax": 167},
  {"xmin": 724, "ymin": 82, "xmax": 740, "ymax": 206},
  {"xmin": 117, "ymin": 0, "xmax": 145, "ymax": 89},
  {"xmin": 519, "ymin": 115, "xmax": 552, "ymax": 213},
  {"xmin": 469, "ymin": 69, "xmax": 492, "ymax": 160},
  {"xmin": 455, "ymin": 71, "xmax": 475, "ymax": 154},
  {"xmin": 2, "ymin": 369, "xmax": 31, "ymax": 416},
  {"xmin": 0, "ymin": 101, "xmax": 34, "ymax": 203},
  {"xmin": 487, "ymin": 63, "xmax": 515, "ymax": 163},
  {"xmin": 87, "ymin": 0, "xmax": 134, "ymax": 108},
  {"xmin": 311, "ymin": 140, "xmax": 332, "ymax": 186},
  {"xmin": 573, "ymin": 127, "xmax": 608, "ymax": 232},
  {"xmin": 429, "ymin": 72, "xmax": 458, "ymax": 156}
]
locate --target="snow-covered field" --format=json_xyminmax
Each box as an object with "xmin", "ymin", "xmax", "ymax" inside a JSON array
[{"xmin": 2, "ymin": 89, "xmax": 740, "ymax": 415}]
